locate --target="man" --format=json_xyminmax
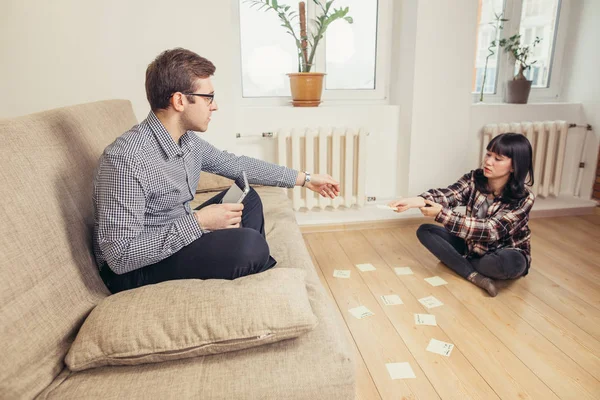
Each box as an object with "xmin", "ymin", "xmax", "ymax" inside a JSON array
[{"xmin": 94, "ymin": 48, "xmax": 340, "ymax": 293}]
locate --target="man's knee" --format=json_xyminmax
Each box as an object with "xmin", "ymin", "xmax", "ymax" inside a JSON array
[
  {"xmin": 235, "ymin": 228, "xmax": 270, "ymax": 267},
  {"xmin": 244, "ymin": 187, "xmax": 262, "ymax": 205}
]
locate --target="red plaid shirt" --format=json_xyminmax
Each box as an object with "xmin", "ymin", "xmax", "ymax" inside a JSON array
[{"xmin": 419, "ymin": 170, "xmax": 535, "ymax": 271}]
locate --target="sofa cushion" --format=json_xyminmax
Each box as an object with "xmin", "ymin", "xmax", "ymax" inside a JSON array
[
  {"xmin": 196, "ymin": 171, "xmax": 233, "ymax": 193},
  {"xmin": 65, "ymin": 268, "xmax": 318, "ymax": 371},
  {"xmin": 0, "ymin": 100, "xmax": 138, "ymax": 399}
]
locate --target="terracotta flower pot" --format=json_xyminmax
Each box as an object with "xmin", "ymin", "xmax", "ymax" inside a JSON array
[
  {"xmin": 287, "ymin": 72, "xmax": 325, "ymax": 107},
  {"xmin": 505, "ymin": 79, "xmax": 532, "ymax": 104}
]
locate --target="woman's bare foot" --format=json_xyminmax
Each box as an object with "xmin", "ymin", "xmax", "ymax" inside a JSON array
[{"xmin": 467, "ymin": 272, "xmax": 498, "ymax": 297}]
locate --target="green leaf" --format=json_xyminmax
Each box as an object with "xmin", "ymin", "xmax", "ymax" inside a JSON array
[
  {"xmin": 272, "ymin": 0, "xmax": 278, "ymax": 8},
  {"xmin": 344, "ymin": 16, "xmax": 353, "ymax": 23}
]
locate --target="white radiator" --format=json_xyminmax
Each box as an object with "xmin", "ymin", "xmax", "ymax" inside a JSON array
[
  {"xmin": 482, "ymin": 121, "xmax": 569, "ymax": 198},
  {"xmin": 276, "ymin": 128, "xmax": 368, "ymax": 211}
]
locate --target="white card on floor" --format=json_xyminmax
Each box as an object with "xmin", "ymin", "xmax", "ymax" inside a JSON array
[
  {"xmin": 424, "ymin": 276, "xmax": 448, "ymax": 287},
  {"xmin": 356, "ymin": 263, "xmax": 376, "ymax": 272},
  {"xmin": 348, "ymin": 306, "xmax": 374, "ymax": 319},
  {"xmin": 418, "ymin": 295, "xmax": 444, "ymax": 309},
  {"xmin": 333, "ymin": 270, "xmax": 351, "ymax": 279},
  {"xmin": 414, "ymin": 313, "xmax": 437, "ymax": 326},
  {"xmin": 426, "ymin": 338, "xmax": 454, "ymax": 357},
  {"xmin": 376, "ymin": 204, "xmax": 396, "ymax": 211},
  {"xmin": 381, "ymin": 294, "xmax": 403, "ymax": 305},
  {"xmin": 394, "ymin": 267, "xmax": 414, "ymax": 276},
  {"xmin": 386, "ymin": 362, "xmax": 416, "ymax": 379}
]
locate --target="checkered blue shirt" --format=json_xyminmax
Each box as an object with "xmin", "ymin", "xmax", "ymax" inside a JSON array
[{"xmin": 93, "ymin": 111, "xmax": 298, "ymax": 275}]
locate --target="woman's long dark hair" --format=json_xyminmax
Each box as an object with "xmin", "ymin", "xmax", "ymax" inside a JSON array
[{"xmin": 475, "ymin": 132, "xmax": 534, "ymax": 204}]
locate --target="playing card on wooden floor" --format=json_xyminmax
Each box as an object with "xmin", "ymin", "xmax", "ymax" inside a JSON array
[
  {"xmin": 418, "ymin": 295, "xmax": 444, "ymax": 309},
  {"xmin": 394, "ymin": 267, "xmax": 414, "ymax": 275},
  {"xmin": 424, "ymin": 276, "xmax": 448, "ymax": 286},
  {"xmin": 333, "ymin": 270, "xmax": 351, "ymax": 279},
  {"xmin": 426, "ymin": 338, "xmax": 454, "ymax": 357},
  {"xmin": 381, "ymin": 294, "xmax": 403, "ymax": 305},
  {"xmin": 348, "ymin": 306, "xmax": 375, "ymax": 319},
  {"xmin": 355, "ymin": 263, "xmax": 377, "ymax": 272},
  {"xmin": 414, "ymin": 314, "xmax": 437, "ymax": 326},
  {"xmin": 386, "ymin": 362, "xmax": 416, "ymax": 379}
]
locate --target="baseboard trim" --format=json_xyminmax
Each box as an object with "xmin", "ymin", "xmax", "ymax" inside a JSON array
[
  {"xmin": 530, "ymin": 206, "xmax": 597, "ymax": 218},
  {"xmin": 299, "ymin": 207, "xmax": 597, "ymax": 233},
  {"xmin": 299, "ymin": 217, "xmax": 424, "ymax": 234}
]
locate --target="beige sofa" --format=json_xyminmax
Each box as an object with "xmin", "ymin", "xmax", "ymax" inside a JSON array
[{"xmin": 0, "ymin": 100, "xmax": 355, "ymax": 399}]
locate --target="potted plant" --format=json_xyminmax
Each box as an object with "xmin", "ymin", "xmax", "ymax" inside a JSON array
[
  {"xmin": 245, "ymin": 0, "xmax": 353, "ymax": 106},
  {"xmin": 479, "ymin": 13, "xmax": 508, "ymax": 102},
  {"xmin": 500, "ymin": 33, "xmax": 542, "ymax": 104}
]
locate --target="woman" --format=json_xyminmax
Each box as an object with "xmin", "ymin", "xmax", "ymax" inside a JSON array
[{"xmin": 390, "ymin": 133, "xmax": 535, "ymax": 296}]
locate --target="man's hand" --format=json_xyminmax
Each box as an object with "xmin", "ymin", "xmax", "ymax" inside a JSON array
[
  {"xmin": 194, "ymin": 203, "xmax": 244, "ymax": 230},
  {"xmin": 420, "ymin": 199, "xmax": 443, "ymax": 218},
  {"xmin": 305, "ymin": 174, "xmax": 341, "ymax": 199},
  {"xmin": 388, "ymin": 196, "xmax": 426, "ymax": 213}
]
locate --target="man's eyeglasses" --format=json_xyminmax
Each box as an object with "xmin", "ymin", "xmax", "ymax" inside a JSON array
[{"xmin": 169, "ymin": 92, "xmax": 215, "ymax": 105}]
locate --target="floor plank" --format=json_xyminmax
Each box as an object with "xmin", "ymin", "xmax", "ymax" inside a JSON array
[
  {"xmin": 390, "ymin": 226, "xmax": 600, "ymax": 400},
  {"xmin": 363, "ymin": 228, "xmax": 560, "ymax": 400},
  {"xmin": 334, "ymin": 230, "xmax": 499, "ymax": 400},
  {"xmin": 302, "ymin": 215, "xmax": 600, "ymax": 399},
  {"xmin": 306, "ymin": 232, "xmax": 440, "ymax": 400},
  {"xmin": 308, "ymin": 247, "xmax": 382, "ymax": 400}
]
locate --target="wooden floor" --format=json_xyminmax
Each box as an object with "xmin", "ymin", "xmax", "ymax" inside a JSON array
[{"xmin": 304, "ymin": 213, "xmax": 600, "ymax": 400}]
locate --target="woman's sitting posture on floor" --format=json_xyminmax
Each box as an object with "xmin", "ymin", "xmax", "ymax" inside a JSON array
[{"xmin": 390, "ymin": 133, "xmax": 535, "ymax": 296}]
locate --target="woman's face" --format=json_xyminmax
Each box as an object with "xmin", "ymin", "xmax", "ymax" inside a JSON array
[{"xmin": 483, "ymin": 150, "xmax": 513, "ymax": 179}]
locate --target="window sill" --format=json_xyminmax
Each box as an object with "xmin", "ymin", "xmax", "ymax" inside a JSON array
[
  {"xmin": 238, "ymin": 97, "xmax": 389, "ymax": 108},
  {"xmin": 471, "ymin": 101, "xmax": 581, "ymax": 108}
]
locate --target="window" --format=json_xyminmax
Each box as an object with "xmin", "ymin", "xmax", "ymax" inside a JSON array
[
  {"xmin": 239, "ymin": 0, "xmax": 299, "ymax": 98},
  {"xmin": 237, "ymin": 0, "xmax": 386, "ymax": 100},
  {"xmin": 472, "ymin": 0, "xmax": 565, "ymax": 100},
  {"xmin": 517, "ymin": 0, "xmax": 560, "ymax": 88},
  {"xmin": 324, "ymin": 0, "xmax": 378, "ymax": 90},
  {"xmin": 472, "ymin": 0, "xmax": 504, "ymax": 95}
]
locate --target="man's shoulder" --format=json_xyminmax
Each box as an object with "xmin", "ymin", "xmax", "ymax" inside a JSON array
[{"xmin": 103, "ymin": 123, "xmax": 153, "ymax": 161}]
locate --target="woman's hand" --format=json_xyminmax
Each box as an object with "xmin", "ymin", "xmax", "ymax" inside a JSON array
[
  {"xmin": 420, "ymin": 199, "xmax": 443, "ymax": 218},
  {"xmin": 388, "ymin": 196, "xmax": 426, "ymax": 213}
]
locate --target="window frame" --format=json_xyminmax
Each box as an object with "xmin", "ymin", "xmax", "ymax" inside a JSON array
[
  {"xmin": 234, "ymin": 0, "xmax": 392, "ymax": 106},
  {"xmin": 472, "ymin": 0, "xmax": 570, "ymax": 103}
]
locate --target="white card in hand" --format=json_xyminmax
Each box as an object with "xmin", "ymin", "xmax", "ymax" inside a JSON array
[
  {"xmin": 381, "ymin": 294, "xmax": 403, "ymax": 305},
  {"xmin": 426, "ymin": 338, "xmax": 454, "ymax": 357},
  {"xmin": 424, "ymin": 276, "xmax": 448, "ymax": 287},
  {"xmin": 414, "ymin": 313, "xmax": 437, "ymax": 326},
  {"xmin": 394, "ymin": 267, "xmax": 414, "ymax": 276},
  {"xmin": 348, "ymin": 306, "xmax": 374, "ymax": 319},
  {"xmin": 333, "ymin": 270, "xmax": 351, "ymax": 279},
  {"xmin": 376, "ymin": 204, "xmax": 396, "ymax": 211},
  {"xmin": 356, "ymin": 263, "xmax": 376, "ymax": 272},
  {"xmin": 418, "ymin": 295, "xmax": 444, "ymax": 309},
  {"xmin": 386, "ymin": 362, "xmax": 416, "ymax": 379}
]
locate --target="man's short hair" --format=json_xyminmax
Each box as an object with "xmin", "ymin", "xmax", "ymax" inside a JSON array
[{"xmin": 145, "ymin": 48, "xmax": 216, "ymax": 111}]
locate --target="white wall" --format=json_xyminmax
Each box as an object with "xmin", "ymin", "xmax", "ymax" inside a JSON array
[
  {"xmin": 403, "ymin": 0, "xmax": 478, "ymax": 195},
  {"xmin": 561, "ymin": 0, "xmax": 600, "ymax": 199},
  {"xmin": 0, "ymin": 0, "xmax": 236, "ymax": 150},
  {"xmin": 1, "ymin": 0, "xmax": 597, "ymax": 211},
  {"xmin": 389, "ymin": 0, "xmax": 418, "ymax": 198}
]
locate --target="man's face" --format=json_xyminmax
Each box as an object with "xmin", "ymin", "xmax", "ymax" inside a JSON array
[{"xmin": 181, "ymin": 77, "xmax": 218, "ymax": 133}]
